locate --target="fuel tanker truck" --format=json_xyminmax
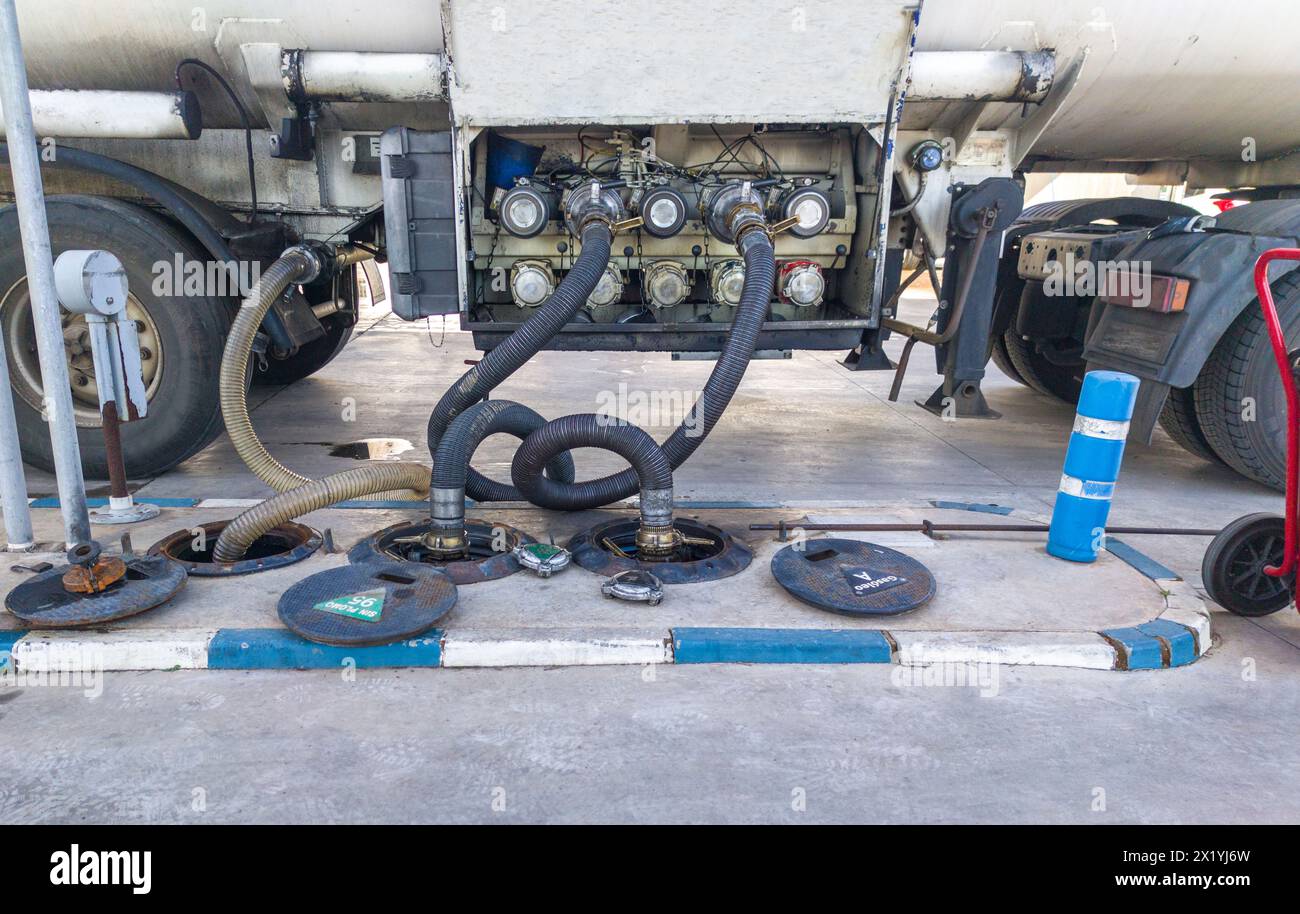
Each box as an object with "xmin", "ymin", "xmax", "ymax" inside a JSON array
[{"xmin": 2, "ymin": 0, "xmax": 1299, "ymax": 493}]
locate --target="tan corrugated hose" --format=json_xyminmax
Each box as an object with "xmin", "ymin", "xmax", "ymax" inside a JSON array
[
  {"xmin": 219, "ymin": 247, "xmax": 319, "ymax": 492},
  {"xmin": 212, "ymin": 462, "xmax": 431, "ymax": 562},
  {"xmin": 215, "ymin": 245, "xmax": 429, "ymax": 561}
]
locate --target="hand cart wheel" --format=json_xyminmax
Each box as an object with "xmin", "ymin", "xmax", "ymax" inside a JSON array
[
  {"xmin": 1202, "ymin": 513, "xmax": 1294, "ymax": 616},
  {"xmin": 1204, "ymin": 248, "xmax": 1300, "ymax": 616}
]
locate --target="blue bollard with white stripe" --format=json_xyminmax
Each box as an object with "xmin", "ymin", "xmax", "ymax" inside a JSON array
[{"xmin": 1047, "ymin": 370, "xmax": 1141, "ymax": 563}]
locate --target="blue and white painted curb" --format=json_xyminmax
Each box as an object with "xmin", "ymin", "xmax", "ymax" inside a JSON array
[
  {"xmin": 0, "ymin": 573, "xmax": 1209, "ymax": 673},
  {"xmin": 2, "ymin": 500, "xmax": 1212, "ymax": 674}
]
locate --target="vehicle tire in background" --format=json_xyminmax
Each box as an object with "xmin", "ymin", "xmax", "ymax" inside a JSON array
[
  {"xmin": 0, "ymin": 195, "xmax": 234, "ymax": 478},
  {"xmin": 1193, "ymin": 271, "xmax": 1300, "ymax": 491},
  {"xmin": 988, "ymin": 333, "xmax": 1024, "ymax": 385},
  {"xmin": 1002, "ymin": 331, "xmax": 1084, "ymax": 404},
  {"xmin": 1157, "ymin": 385, "xmax": 1224, "ymax": 464}
]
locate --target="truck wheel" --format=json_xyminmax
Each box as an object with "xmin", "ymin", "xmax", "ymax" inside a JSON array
[
  {"xmin": 1193, "ymin": 271, "xmax": 1300, "ymax": 490},
  {"xmin": 254, "ymin": 319, "xmax": 352, "ymax": 386},
  {"xmin": 1002, "ymin": 331, "xmax": 1083, "ymax": 404},
  {"xmin": 988, "ymin": 334, "xmax": 1025, "ymax": 385},
  {"xmin": 1158, "ymin": 386, "xmax": 1224, "ymax": 465},
  {"xmin": 0, "ymin": 196, "xmax": 234, "ymax": 478}
]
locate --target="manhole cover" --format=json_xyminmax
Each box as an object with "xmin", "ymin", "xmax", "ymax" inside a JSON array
[
  {"xmin": 770, "ymin": 538, "xmax": 935, "ymax": 616},
  {"xmin": 5, "ymin": 555, "xmax": 187, "ymax": 627},
  {"xmin": 278, "ymin": 561, "xmax": 456, "ymax": 646}
]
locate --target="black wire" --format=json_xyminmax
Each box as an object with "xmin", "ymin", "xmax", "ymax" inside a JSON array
[
  {"xmin": 174, "ymin": 58, "xmax": 258, "ymax": 219},
  {"xmin": 743, "ymin": 133, "xmax": 785, "ymax": 180}
]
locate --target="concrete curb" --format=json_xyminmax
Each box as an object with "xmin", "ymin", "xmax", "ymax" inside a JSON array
[
  {"xmin": 0, "ymin": 503, "xmax": 1212, "ymax": 674},
  {"xmin": 0, "ymin": 591, "xmax": 1210, "ymax": 672}
]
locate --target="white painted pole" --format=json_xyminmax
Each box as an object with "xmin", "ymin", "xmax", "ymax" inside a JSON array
[
  {"xmin": 0, "ymin": 334, "xmax": 33, "ymax": 550},
  {"xmin": 0, "ymin": 0, "xmax": 91, "ymax": 547}
]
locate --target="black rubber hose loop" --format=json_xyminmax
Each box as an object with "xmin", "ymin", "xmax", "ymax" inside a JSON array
[
  {"xmin": 426, "ymin": 222, "xmax": 613, "ymax": 501},
  {"xmin": 507, "ymin": 233, "xmax": 778, "ymax": 509},
  {"xmin": 512, "ymin": 414, "xmax": 672, "ymax": 511},
  {"xmin": 432, "ymin": 400, "xmax": 574, "ymax": 499}
]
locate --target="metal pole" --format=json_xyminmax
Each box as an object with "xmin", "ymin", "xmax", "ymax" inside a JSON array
[
  {"xmin": 0, "ymin": 335, "xmax": 33, "ymax": 550},
  {"xmin": 0, "ymin": 0, "xmax": 90, "ymax": 547}
]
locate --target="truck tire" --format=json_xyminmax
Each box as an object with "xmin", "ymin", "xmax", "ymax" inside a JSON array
[
  {"xmin": 0, "ymin": 196, "xmax": 234, "ymax": 478},
  {"xmin": 988, "ymin": 333, "xmax": 1025, "ymax": 385},
  {"xmin": 1193, "ymin": 270, "xmax": 1300, "ymax": 490},
  {"xmin": 1002, "ymin": 331, "xmax": 1084, "ymax": 404},
  {"xmin": 254, "ymin": 319, "xmax": 353, "ymax": 386},
  {"xmin": 1158, "ymin": 385, "xmax": 1224, "ymax": 464}
]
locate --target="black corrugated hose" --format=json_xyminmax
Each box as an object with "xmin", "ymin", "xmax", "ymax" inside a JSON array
[
  {"xmin": 511, "ymin": 413, "xmax": 671, "ymax": 510},
  {"xmin": 425, "ymin": 222, "xmax": 612, "ymax": 501},
  {"xmin": 508, "ymin": 232, "xmax": 777, "ymax": 510},
  {"xmin": 432, "ymin": 399, "xmax": 574, "ymax": 500}
]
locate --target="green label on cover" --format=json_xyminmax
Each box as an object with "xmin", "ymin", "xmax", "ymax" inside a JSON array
[
  {"xmin": 313, "ymin": 588, "xmax": 385, "ymax": 622},
  {"xmin": 524, "ymin": 543, "xmax": 564, "ymax": 560}
]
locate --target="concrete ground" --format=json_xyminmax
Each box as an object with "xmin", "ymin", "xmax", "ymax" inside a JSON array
[{"xmin": 2, "ymin": 288, "xmax": 1298, "ymax": 823}]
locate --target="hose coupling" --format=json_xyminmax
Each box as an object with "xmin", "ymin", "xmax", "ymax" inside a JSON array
[
  {"xmin": 564, "ymin": 180, "xmax": 626, "ymax": 236},
  {"xmin": 418, "ymin": 526, "xmax": 470, "ymax": 559},
  {"xmin": 635, "ymin": 487, "xmax": 677, "ymax": 556},
  {"xmin": 635, "ymin": 523, "xmax": 682, "ymax": 558},
  {"xmin": 705, "ymin": 180, "xmax": 771, "ymax": 249},
  {"xmin": 281, "ymin": 243, "xmax": 328, "ymax": 284},
  {"xmin": 427, "ymin": 485, "xmax": 468, "ymax": 556},
  {"xmin": 282, "ymin": 241, "xmax": 375, "ymax": 286}
]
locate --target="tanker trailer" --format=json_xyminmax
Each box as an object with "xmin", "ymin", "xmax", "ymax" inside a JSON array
[{"xmin": 0, "ymin": 0, "xmax": 1298, "ymax": 491}]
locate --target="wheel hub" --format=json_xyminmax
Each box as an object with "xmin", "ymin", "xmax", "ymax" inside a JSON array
[{"xmin": 2, "ymin": 277, "xmax": 162, "ymax": 425}]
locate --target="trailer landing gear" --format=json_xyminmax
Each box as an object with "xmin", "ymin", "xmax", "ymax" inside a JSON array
[{"xmin": 884, "ymin": 178, "xmax": 1023, "ymax": 419}]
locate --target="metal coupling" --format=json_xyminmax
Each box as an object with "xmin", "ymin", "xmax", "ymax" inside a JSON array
[
  {"xmin": 282, "ymin": 243, "xmax": 328, "ymax": 284},
  {"xmin": 564, "ymin": 180, "xmax": 626, "ymax": 236},
  {"xmin": 418, "ymin": 526, "xmax": 469, "ymax": 559},
  {"xmin": 635, "ymin": 523, "xmax": 682, "ymax": 557},
  {"xmin": 425, "ymin": 486, "xmax": 470, "ymax": 557},
  {"xmin": 635, "ymin": 486, "xmax": 677, "ymax": 556},
  {"xmin": 286, "ymin": 241, "xmax": 374, "ymax": 285},
  {"xmin": 638, "ymin": 487, "xmax": 674, "ymax": 529},
  {"xmin": 705, "ymin": 180, "xmax": 772, "ymax": 249}
]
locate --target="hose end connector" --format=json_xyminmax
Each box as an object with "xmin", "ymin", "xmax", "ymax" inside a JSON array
[
  {"xmin": 284, "ymin": 240, "xmax": 375, "ymax": 285},
  {"xmin": 427, "ymin": 485, "xmax": 470, "ymax": 558},
  {"xmin": 635, "ymin": 486, "xmax": 677, "ymax": 557},
  {"xmin": 564, "ymin": 180, "xmax": 626, "ymax": 237},
  {"xmin": 705, "ymin": 180, "xmax": 771, "ymax": 251}
]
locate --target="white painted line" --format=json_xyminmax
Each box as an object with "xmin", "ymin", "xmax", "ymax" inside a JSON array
[
  {"xmin": 890, "ymin": 630, "xmax": 1118, "ymax": 670},
  {"xmin": 1159, "ymin": 579, "xmax": 1212, "ymax": 656},
  {"xmin": 441, "ymin": 633, "xmax": 673, "ymax": 668},
  {"xmin": 12, "ymin": 628, "xmax": 218, "ymax": 671},
  {"xmin": 194, "ymin": 498, "xmax": 263, "ymax": 509}
]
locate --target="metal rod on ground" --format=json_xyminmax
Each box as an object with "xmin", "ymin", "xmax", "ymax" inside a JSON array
[
  {"xmin": 750, "ymin": 521, "xmax": 1221, "ymax": 539},
  {"xmin": 0, "ymin": 0, "xmax": 90, "ymax": 547},
  {"xmin": 0, "ymin": 329, "xmax": 33, "ymax": 550}
]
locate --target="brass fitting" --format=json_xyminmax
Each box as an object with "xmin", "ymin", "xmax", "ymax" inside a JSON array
[
  {"xmin": 635, "ymin": 523, "xmax": 682, "ymax": 558},
  {"xmin": 418, "ymin": 528, "xmax": 470, "ymax": 559}
]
